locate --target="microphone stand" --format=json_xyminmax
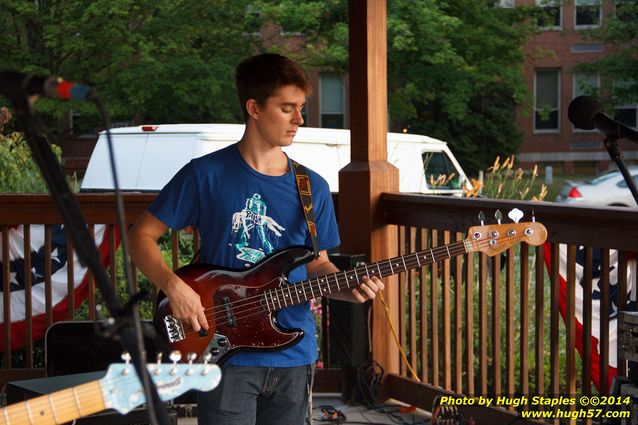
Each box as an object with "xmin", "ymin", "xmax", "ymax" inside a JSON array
[
  {"xmin": 6, "ymin": 91, "xmax": 171, "ymax": 425},
  {"xmin": 602, "ymin": 134, "xmax": 638, "ymax": 207}
]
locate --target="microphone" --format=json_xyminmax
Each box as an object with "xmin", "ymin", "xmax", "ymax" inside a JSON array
[
  {"xmin": 568, "ymin": 95, "xmax": 638, "ymax": 143},
  {"xmin": 0, "ymin": 70, "xmax": 94, "ymax": 101}
]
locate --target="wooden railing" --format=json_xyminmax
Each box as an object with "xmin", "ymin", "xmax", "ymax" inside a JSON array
[
  {"xmin": 381, "ymin": 193, "xmax": 638, "ymax": 422},
  {"xmin": 1, "ymin": 192, "xmax": 637, "ymax": 422}
]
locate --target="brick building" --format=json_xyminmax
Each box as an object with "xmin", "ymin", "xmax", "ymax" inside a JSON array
[{"xmin": 513, "ymin": 0, "xmax": 637, "ymax": 175}]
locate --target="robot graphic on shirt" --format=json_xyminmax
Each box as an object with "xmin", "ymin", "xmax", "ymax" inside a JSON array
[{"xmin": 231, "ymin": 193, "xmax": 285, "ymax": 264}]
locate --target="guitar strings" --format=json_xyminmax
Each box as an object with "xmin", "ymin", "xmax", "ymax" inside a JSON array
[
  {"xmin": 189, "ymin": 240, "xmax": 467, "ymax": 329},
  {"xmin": 209, "ymin": 239, "xmax": 467, "ymax": 316},
  {"xmin": 176, "ymin": 233, "xmax": 520, "ymax": 337},
  {"xmin": 183, "ymin": 237, "xmax": 494, "ymax": 334},
  {"xmin": 204, "ymin": 242, "xmax": 470, "ymax": 328}
]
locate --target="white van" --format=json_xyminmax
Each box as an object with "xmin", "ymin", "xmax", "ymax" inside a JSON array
[{"xmin": 80, "ymin": 123, "xmax": 470, "ymax": 195}]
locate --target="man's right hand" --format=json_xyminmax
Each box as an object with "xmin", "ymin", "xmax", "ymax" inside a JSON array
[
  {"xmin": 128, "ymin": 212, "xmax": 209, "ymax": 332},
  {"xmin": 165, "ymin": 277, "xmax": 209, "ymax": 332}
]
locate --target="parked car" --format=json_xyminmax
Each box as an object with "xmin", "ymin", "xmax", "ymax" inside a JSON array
[{"xmin": 555, "ymin": 166, "xmax": 638, "ymax": 207}]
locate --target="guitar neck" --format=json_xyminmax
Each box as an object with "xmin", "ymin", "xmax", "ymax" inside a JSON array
[
  {"xmin": 0, "ymin": 380, "xmax": 105, "ymax": 425},
  {"xmin": 263, "ymin": 238, "xmax": 471, "ymax": 310}
]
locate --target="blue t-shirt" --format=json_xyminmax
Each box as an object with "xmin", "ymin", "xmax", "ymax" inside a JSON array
[{"xmin": 148, "ymin": 143, "xmax": 340, "ymax": 366}]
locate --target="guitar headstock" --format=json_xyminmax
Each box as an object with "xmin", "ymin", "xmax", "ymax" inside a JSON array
[
  {"xmin": 102, "ymin": 352, "xmax": 221, "ymax": 414},
  {"xmin": 466, "ymin": 221, "xmax": 547, "ymax": 257}
]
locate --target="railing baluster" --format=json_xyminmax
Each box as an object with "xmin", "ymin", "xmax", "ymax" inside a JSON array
[
  {"xmin": 492, "ymin": 254, "xmax": 502, "ymax": 396},
  {"xmin": 442, "ymin": 230, "xmax": 451, "ymax": 390},
  {"xmin": 617, "ymin": 251, "xmax": 629, "ymax": 378},
  {"xmin": 479, "ymin": 251, "xmax": 488, "ymax": 395},
  {"xmin": 66, "ymin": 227, "xmax": 75, "ymax": 319},
  {"xmin": 465, "ymin": 245, "xmax": 474, "ymax": 397},
  {"xmin": 398, "ymin": 226, "xmax": 407, "ymax": 377},
  {"xmin": 454, "ymin": 231, "xmax": 463, "ymax": 394},
  {"xmin": 2, "ymin": 225, "xmax": 11, "ymax": 367},
  {"xmin": 582, "ymin": 247, "xmax": 593, "ymax": 400},
  {"xmin": 550, "ymin": 243, "xmax": 560, "ymax": 397},
  {"xmin": 23, "ymin": 225, "xmax": 33, "ymax": 368},
  {"xmin": 535, "ymin": 245, "xmax": 545, "ymax": 397},
  {"xmin": 409, "ymin": 227, "xmax": 418, "ymax": 376},
  {"xmin": 519, "ymin": 243, "xmax": 529, "ymax": 408},
  {"xmin": 109, "ymin": 224, "xmax": 117, "ymax": 290},
  {"xmin": 599, "ymin": 248, "xmax": 610, "ymax": 395},
  {"xmin": 430, "ymin": 229, "xmax": 439, "ymax": 388},
  {"xmin": 88, "ymin": 225, "xmax": 96, "ymax": 321},
  {"xmin": 506, "ymin": 246, "xmax": 515, "ymax": 406},
  {"xmin": 45, "ymin": 225, "xmax": 53, "ymax": 328},
  {"xmin": 419, "ymin": 228, "xmax": 429, "ymax": 383},
  {"xmin": 566, "ymin": 245, "xmax": 577, "ymax": 402}
]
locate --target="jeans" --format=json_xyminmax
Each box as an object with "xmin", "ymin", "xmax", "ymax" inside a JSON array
[{"xmin": 197, "ymin": 364, "xmax": 314, "ymax": 425}]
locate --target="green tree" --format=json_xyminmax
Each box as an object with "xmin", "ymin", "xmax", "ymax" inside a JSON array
[
  {"xmin": 256, "ymin": 0, "xmax": 535, "ymax": 175},
  {"xmin": 0, "ymin": 107, "xmax": 64, "ymax": 192},
  {"xmin": 578, "ymin": 1, "xmax": 638, "ymax": 107},
  {"xmin": 0, "ymin": 0, "xmax": 259, "ymax": 136}
]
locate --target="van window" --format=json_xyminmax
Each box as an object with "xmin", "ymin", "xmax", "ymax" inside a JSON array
[{"xmin": 422, "ymin": 151, "xmax": 461, "ymax": 189}]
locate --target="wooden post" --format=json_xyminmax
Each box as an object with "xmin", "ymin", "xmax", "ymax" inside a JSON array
[{"xmin": 339, "ymin": 0, "xmax": 400, "ymax": 375}]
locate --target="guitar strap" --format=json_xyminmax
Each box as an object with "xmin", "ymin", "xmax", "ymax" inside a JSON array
[{"xmin": 292, "ymin": 160, "xmax": 320, "ymax": 260}]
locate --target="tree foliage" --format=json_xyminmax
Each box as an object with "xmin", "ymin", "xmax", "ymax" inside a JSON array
[
  {"xmin": 578, "ymin": 1, "xmax": 638, "ymax": 106},
  {"xmin": 0, "ymin": 0, "xmax": 259, "ymax": 135},
  {"xmin": 256, "ymin": 0, "xmax": 536, "ymax": 174},
  {"xmin": 0, "ymin": 107, "xmax": 63, "ymax": 193},
  {"xmin": 1, "ymin": 1, "xmax": 538, "ymax": 175}
]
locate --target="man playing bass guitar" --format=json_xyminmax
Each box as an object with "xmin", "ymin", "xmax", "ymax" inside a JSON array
[{"xmin": 128, "ymin": 53, "xmax": 384, "ymax": 425}]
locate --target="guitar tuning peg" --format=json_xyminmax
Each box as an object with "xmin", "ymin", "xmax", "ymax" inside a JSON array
[
  {"xmin": 121, "ymin": 352, "xmax": 131, "ymax": 376},
  {"xmin": 202, "ymin": 353, "xmax": 213, "ymax": 376},
  {"xmin": 478, "ymin": 211, "xmax": 485, "ymax": 226},
  {"xmin": 186, "ymin": 352, "xmax": 197, "ymax": 376},
  {"xmin": 508, "ymin": 208, "xmax": 524, "ymax": 224},
  {"xmin": 495, "ymin": 210, "xmax": 503, "ymax": 225},
  {"xmin": 153, "ymin": 352, "xmax": 163, "ymax": 375},
  {"xmin": 170, "ymin": 351, "xmax": 182, "ymax": 376},
  {"xmin": 169, "ymin": 350, "xmax": 182, "ymax": 364}
]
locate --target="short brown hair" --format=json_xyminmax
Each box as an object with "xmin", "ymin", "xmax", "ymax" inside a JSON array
[{"xmin": 235, "ymin": 53, "xmax": 312, "ymax": 121}]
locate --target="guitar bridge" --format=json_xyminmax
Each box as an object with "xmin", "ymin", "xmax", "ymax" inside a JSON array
[{"xmin": 164, "ymin": 315, "xmax": 185, "ymax": 343}]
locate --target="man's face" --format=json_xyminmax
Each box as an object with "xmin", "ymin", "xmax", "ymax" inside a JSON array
[{"xmin": 250, "ymin": 84, "xmax": 306, "ymax": 148}]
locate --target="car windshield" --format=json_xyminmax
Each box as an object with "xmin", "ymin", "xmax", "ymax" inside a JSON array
[{"xmin": 586, "ymin": 170, "xmax": 619, "ymax": 185}]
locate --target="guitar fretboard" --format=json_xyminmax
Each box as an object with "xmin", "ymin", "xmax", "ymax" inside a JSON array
[{"xmin": 261, "ymin": 239, "xmax": 470, "ymax": 312}]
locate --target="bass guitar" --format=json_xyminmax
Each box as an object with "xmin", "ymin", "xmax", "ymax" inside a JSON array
[
  {"xmin": 0, "ymin": 354, "xmax": 221, "ymax": 425},
  {"xmin": 156, "ymin": 221, "xmax": 547, "ymax": 364}
]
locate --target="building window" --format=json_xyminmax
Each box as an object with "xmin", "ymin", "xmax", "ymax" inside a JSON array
[
  {"xmin": 570, "ymin": 44, "xmax": 604, "ymax": 53},
  {"xmin": 498, "ymin": 0, "xmax": 515, "ymax": 7},
  {"xmin": 535, "ymin": 70, "xmax": 560, "ymax": 132},
  {"xmin": 613, "ymin": 80, "xmax": 638, "ymax": 128},
  {"xmin": 573, "ymin": 72, "xmax": 599, "ymax": 97},
  {"xmin": 575, "ymin": 0, "xmax": 602, "ymax": 28},
  {"xmin": 536, "ymin": 0, "xmax": 562, "ymax": 30},
  {"xmin": 573, "ymin": 72, "xmax": 599, "ymax": 132},
  {"xmin": 320, "ymin": 74, "xmax": 345, "ymax": 129}
]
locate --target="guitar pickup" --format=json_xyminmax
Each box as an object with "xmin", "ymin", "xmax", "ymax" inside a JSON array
[
  {"xmin": 164, "ymin": 315, "xmax": 185, "ymax": 343},
  {"xmin": 222, "ymin": 297, "xmax": 236, "ymax": 327}
]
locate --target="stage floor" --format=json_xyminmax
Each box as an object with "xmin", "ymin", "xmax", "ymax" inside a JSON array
[{"xmin": 176, "ymin": 393, "xmax": 431, "ymax": 424}]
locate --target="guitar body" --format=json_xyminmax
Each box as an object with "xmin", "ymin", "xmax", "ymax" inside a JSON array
[{"xmin": 155, "ymin": 246, "xmax": 315, "ymax": 364}]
